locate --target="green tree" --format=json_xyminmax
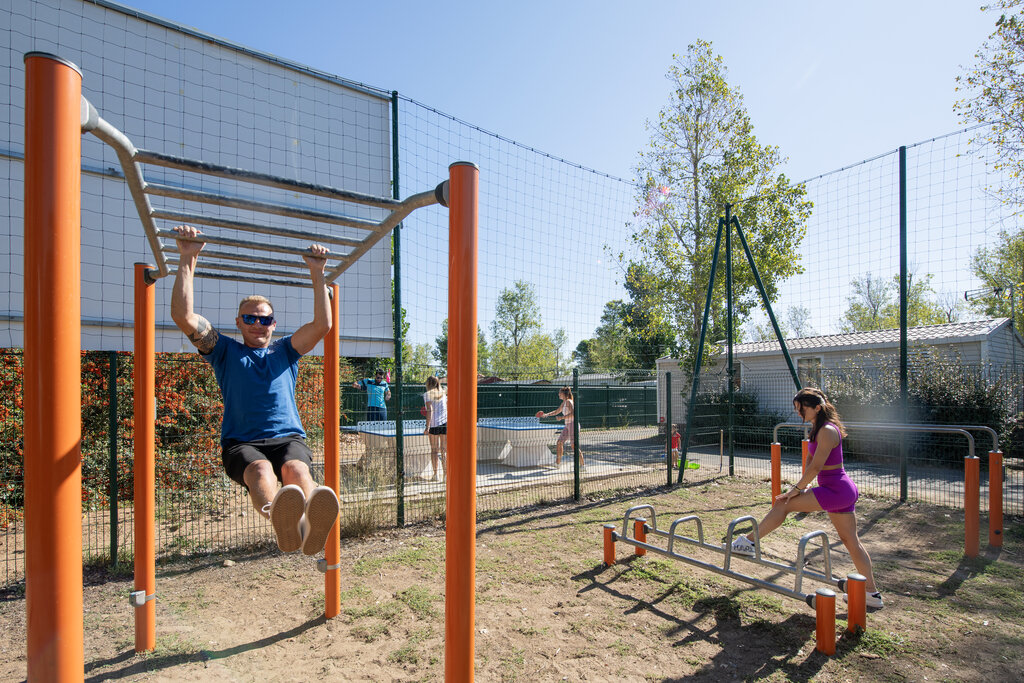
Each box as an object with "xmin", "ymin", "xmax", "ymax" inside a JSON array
[
  {"xmin": 621, "ymin": 40, "xmax": 811, "ymax": 370},
  {"xmin": 969, "ymin": 227, "xmax": 1024, "ymax": 329},
  {"xmin": 403, "ymin": 343, "xmax": 435, "ymax": 383},
  {"xmin": 433, "ymin": 319, "xmax": 491, "ymax": 375},
  {"xmin": 840, "ymin": 272, "xmax": 946, "ymax": 332},
  {"xmin": 490, "ymin": 280, "xmax": 542, "ymax": 369},
  {"xmin": 574, "ymin": 296, "xmax": 671, "ymax": 370},
  {"xmin": 749, "ymin": 305, "xmax": 816, "ymax": 341},
  {"xmin": 956, "ymin": 1, "xmax": 1024, "ymax": 212}
]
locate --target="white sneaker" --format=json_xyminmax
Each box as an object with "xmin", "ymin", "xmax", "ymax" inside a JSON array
[
  {"xmin": 843, "ymin": 591, "xmax": 884, "ymax": 609},
  {"xmin": 301, "ymin": 486, "xmax": 340, "ymax": 556},
  {"xmin": 729, "ymin": 535, "xmax": 756, "ymax": 556},
  {"xmin": 269, "ymin": 485, "xmax": 305, "ymax": 553}
]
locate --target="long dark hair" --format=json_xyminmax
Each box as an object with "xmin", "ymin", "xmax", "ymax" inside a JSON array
[{"xmin": 793, "ymin": 387, "xmax": 846, "ymax": 442}]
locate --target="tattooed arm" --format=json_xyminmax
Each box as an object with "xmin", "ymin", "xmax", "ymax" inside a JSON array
[{"xmin": 170, "ymin": 225, "xmax": 220, "ymax": 354}]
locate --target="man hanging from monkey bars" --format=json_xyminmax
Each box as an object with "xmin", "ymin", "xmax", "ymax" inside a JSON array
[{"xmin": 170, "ymin": 224, "xmax": 340, "ymax": 556}]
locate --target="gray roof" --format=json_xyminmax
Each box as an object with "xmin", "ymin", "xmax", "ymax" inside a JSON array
[{"xmin": 725, "ymin": 318, "xmax": 1011, "ymax": 358}]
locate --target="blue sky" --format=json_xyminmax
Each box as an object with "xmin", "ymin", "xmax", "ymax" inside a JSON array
[{"xmin": 117, "ymin": 0, "xmax": 995, "ymax": 184}]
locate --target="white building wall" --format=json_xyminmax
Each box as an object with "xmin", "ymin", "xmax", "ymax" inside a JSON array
[{"xmin": 2, "ymin": 0, "xmax": 394, "ymax": 355}]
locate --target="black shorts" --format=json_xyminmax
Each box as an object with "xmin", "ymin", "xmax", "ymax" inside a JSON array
[
  {"xmin": 428, "ymin": 424, "xmax": 447, "ymax": 435},
  {"xmin": 221, "ymin": 435, "xmax": 313, "ymax": 487}
]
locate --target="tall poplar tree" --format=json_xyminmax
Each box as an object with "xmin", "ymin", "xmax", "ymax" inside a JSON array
[{"xmin": 621, "ymin": 40, "xmax": 812, "ymax": 369}]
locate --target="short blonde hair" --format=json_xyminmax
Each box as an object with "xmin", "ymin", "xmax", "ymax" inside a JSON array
[{"xmin": 238, "ymin": 295, "xmax": 273, "ymax": 316}]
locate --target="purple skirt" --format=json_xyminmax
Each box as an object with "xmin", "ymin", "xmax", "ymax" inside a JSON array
[{"xmin": 812, "ymin": 469, "xmax": 859, "ymax": 513}]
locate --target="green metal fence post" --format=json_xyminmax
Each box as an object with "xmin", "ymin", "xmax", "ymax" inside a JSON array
[
  {"xmin": 678, "ymin": 217, "xmax": 726, "ymax": 484},
  {"xmin": 391, "ymin": 90, "xmax": 405, "ymax": 526},
  {"xmin": 732, "ymin": 218, "xmax": 801, "ymax": 390},
  {"xmin": 899, "ymin": 145, "xmax": 909, "ymax": 502},
  {"xmin": 666, "ymin": 372, "xmax": 673, "ymax": 486},
  {"xmin": 573, "ymin": 368, "xmax": 581, "ymax": 501},
  {"xmin": 107, "ymin": 350, "xmax": 118, "ymax": 567},
  {"xmin": 725, "ymin": 204, "xmax": 735, "ymax": 476}
]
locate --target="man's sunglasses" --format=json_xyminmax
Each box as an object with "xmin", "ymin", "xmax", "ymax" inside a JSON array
[{"xmin": 240, "ymin": 314, "xmax": 275, "ymax": 326}]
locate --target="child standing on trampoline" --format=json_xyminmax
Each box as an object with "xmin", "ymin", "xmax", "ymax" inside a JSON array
[
  {"xmin": 422, "ymin": 376, "xmax": 448, "ymax": 481},
  {"xmin": 730, "ymin": 387, "xmax": 884, "ymax": 609},
  {"xmin": 539, "ymin": 386, "xmax": 584, "ymax": 469}
]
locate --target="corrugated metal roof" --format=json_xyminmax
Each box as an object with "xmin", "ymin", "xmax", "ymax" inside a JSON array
[{"xmin": 726, "ymin": 318, "xmax": 1010, "ymax": 357}]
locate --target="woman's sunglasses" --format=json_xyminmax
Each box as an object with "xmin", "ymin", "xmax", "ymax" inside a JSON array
[{"xmin": 240, "ymin": 314, "xmax": 275, "ymax": 326}]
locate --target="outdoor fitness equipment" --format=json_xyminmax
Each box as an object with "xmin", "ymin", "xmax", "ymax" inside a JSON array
[
  {"xmin": 771, "ymin": 421, "xmax": 1004, "ymax": 557},
  {"xmin": 23, "ymin": 52, "xmax": 479, "ymax": 683},
  {"xmin": 601, "ymin": 504, "xmax": 868, "ymax": 656}
]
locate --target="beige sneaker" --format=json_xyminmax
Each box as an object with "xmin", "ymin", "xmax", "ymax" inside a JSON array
[
  {"xmin": 269, "ymin": 485, "xmax": 305, "ymax": 553},
  {"xmin": 301, "ymin": 486, "xmax": 340, "ymax": 556}
]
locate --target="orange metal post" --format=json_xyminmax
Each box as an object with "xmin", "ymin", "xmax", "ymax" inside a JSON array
[
  {"xmin": 633, "ymin": 519, "xmax": 647, "ymax": 556},
  {"xmin": 844, "ymin": 573, "xmax": 866, "ymax": 633},
  {"xmin": 23, "ymin": 51, "xmax": 85, "ymax": 683},
  {"xmin": 814, "ymin": 588, "xmax": 836, "ymax": 656},
  {"xmin": 603, "ymin": 524, "xmax": 616, "ymax": 567},
  {"xmin": 989, "ymin": 450, "xmax": 1003, "ymax": 548},
  {"xmin": 801, "ymin": 439, "xmax": 809, "ymax": 472},
  {"xmin": 770, "ymin": 443, "xmax": 781, "ymax": 503},
  {"xmin": 324, "ymin": 284, "xmax": 341, "ymax": 618},
  {"xmin": 965, "ymin": 456, "xmax": 979, "ymax": 558},
  {"xmin": 446, "ymin": 162, "xmax": 479, "ymax": 683},
  {"xmin": 134, "ymin": 263, "xmax": 156, "ymax": 652}
]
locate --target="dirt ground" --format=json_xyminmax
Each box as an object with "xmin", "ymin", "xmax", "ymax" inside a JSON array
[{"xmin": 1, "ymin": 476, "xmax": 1022, "ymax": 682}]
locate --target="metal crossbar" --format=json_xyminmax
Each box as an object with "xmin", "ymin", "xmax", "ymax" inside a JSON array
[
  {"xmin": 79, "ymin": 96, "xmax": 447, "ymax": 288},
  {"xmin": 616, "ymin": 504, "xmax": 838, "ymax": 604}
]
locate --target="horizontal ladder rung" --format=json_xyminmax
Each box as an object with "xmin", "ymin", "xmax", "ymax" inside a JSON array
[
  {"xmin": 145, "ymin": 182, "xmax": 382, "ymax": 231},
  {"xmin": 152, "ymin": 209, "xmax": 363, "ymax": 248},
  {"xmin": 134, "ymin": 148, "xmax": 403, "ymax": 210}
]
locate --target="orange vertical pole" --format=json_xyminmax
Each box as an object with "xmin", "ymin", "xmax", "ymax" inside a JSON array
[
  {"xmin": 965, "ymin": 456, "xmax": 979, "ymax": 558},
  {"xmin": 814, "ymin": 588, "xmax": 836, "ymax": 656},
  {"xmin": 324, "ymin": 284, "xmax": 341, "ymax": 618},
  {"xmin": 23, "ymin": 51, "xmax": 85, "ymax": 683},
  {"xmin": 801, "ymin": 439, "xmax": 809, "ymax": 472},
  {"xmin": 770, "ymin": 443, "xmax": 781, "ymax": 503},
  {"xmin": 133, "ymin": 263, "xmax": 156, "ymax": 652},
  {"xmin": 844, "ymin": 573, "xmax": 866, "ymax": 633},
  {"xmin": 633, "ymin": 519, "xmax": 647, "ymax": 556},
  {"xmin": 602, "ymin": 524, "xmax": 616, "ymax": 567},
  {"xmin": 446, "ymin": 161, "xmax": 479, "ymax": 683},
  {"xmin": 989, "ymin": 450, "xmax": 1003, "ymax": 548}
]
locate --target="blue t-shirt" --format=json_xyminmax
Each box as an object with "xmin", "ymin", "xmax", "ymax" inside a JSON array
[
  {"xmin": 358, "ymin": 379, "xmax": 389, "ymax": 408},
  {"xmin": 202, "ymin": 334, "xmax": 305, "ymax": 444}
]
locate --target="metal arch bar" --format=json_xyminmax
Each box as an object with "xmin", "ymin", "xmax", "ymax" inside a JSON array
[
  {"xmin": 773, "ymin": 422, "xmax": 810, "ymax": 442},
  {"xmin": 793, "ymin": 530, "xmax": 833, "ymax": 595},
  {"xmin": 324, "ymin": 187, "xmax": 441, "ymax": 283},
  {"xmin": 843, "ymin": 422, "xmax": 996, "ymax": 454},
  {"xmin": 145, "ymin": 182, "xmax": 382, "ymax": 232},
  {"xmin": 151, "ymin": 208, "xmax": 365, "ymax": 248},
  {"xmin": 773, "ymin": 421, "xmax": 990, "ymax": 455},
  {"xmin": 665, "ymin": 515, "xmax": 704, "ymax": 555},
  {"xmin": 621, "ymin": 504, "xmax": 657, "ymax": 537},
  {"xmin": 134, "ymin": 148, "xmax": 404, "ymax": 210},
  {"xmin": 82, "ymin": 102, "xmax": 170, "ymax": 279}
]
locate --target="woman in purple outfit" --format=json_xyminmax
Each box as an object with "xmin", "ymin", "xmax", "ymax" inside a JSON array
[{"xmin": 730, "ymin": 387, "xmax": 884, "ymax": 608}]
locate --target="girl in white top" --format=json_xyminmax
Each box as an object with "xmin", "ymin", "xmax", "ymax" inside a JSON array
[
  {"xmin": 422, "ymin": 376, "xmax": 448, "ymax": 481},
  {"xmin": 539, "ymin": 386, "xmax": 584, "ymax": 469}
]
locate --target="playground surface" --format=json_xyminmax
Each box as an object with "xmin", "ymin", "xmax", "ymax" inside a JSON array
[{"xmin": 1, "ymin": 477, "xmax": 1022, "ymax": 682}]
